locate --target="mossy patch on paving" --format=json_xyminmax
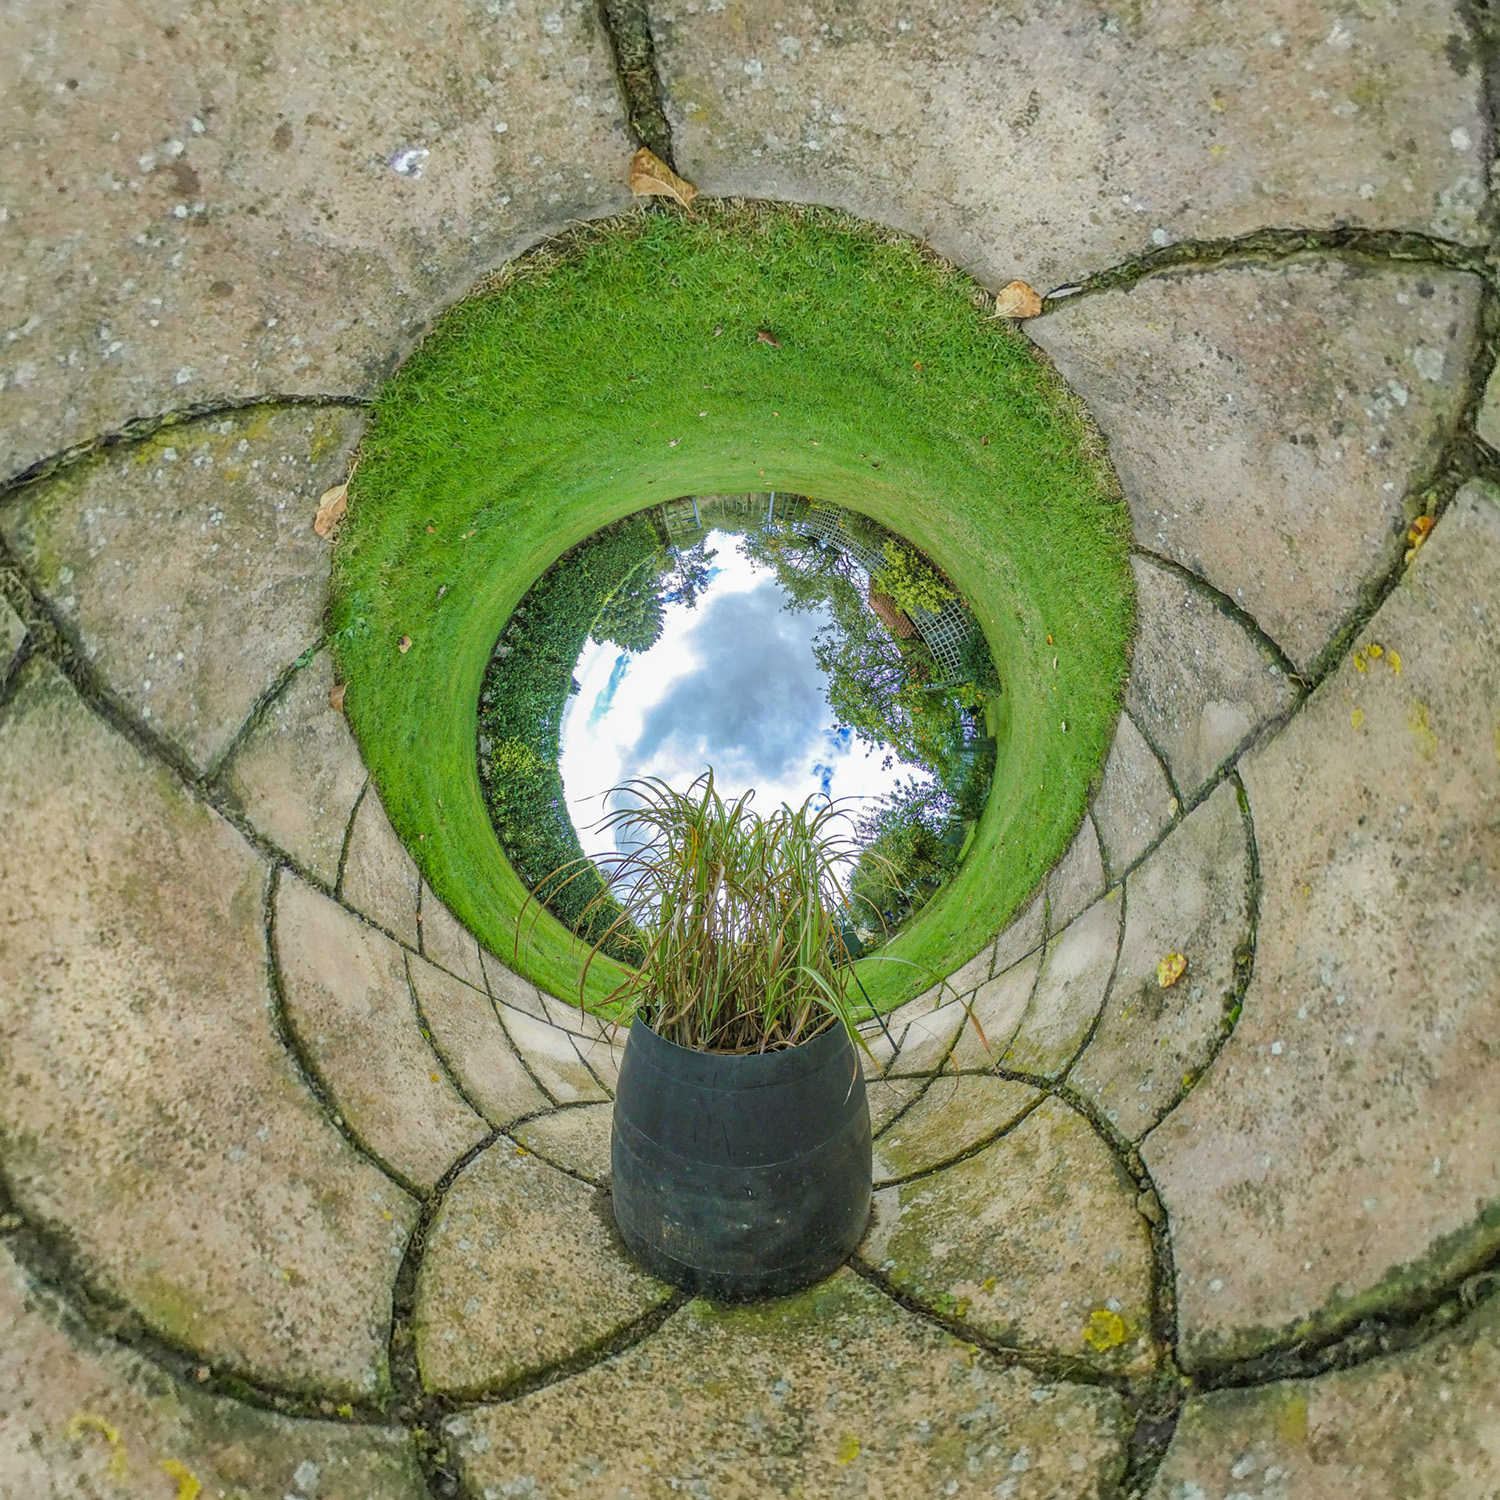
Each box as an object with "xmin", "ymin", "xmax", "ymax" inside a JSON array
[{"xmin": 331, "ymin": 202, "xmax": 1133, "ymax": 1011}]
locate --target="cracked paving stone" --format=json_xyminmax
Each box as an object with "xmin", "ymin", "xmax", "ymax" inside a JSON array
[
  {"xmin": 1071, "ymin": 781, "xmax": 1253, "ymax": 1142},
  {"xmin": 0, "ymin": 0, "xmax": 634, "ymax": 479},
  {"xmin": 497, "ymin": 1004, "xmax": 610, "ymax": 1105},
  {"xmin": 1047, "ymin": 816, "xmax": 1107, "ymax": 934},
  {"xmin": 0, "ymin": 407, "xmax": 359, "ymax": 773},
  {"xmin": 338, "ymin": 785, "xmax": 421, "ymax": 949},
  {"xmin": 652, "ymin": 0, "xmax": 1485, "ymax": 298},
  {"xmin": 511, "ymin": 1101, "xmax": 614, "ymax": 1187},
  {"xmin": 408, "ymin": 953, "xmax": 548, "ymax": 1130},
  {"xmin": 275, "ymin": 873, "xmax": 489, "ymax": 1193},
  {"xmin": 1147, "ymin": 1291, "xmax": 1500, "ymax": 1500},
  {"xmin": 0, "ymin": 664, "xmax": 415, "ymax": 1396},
  {"xmin": 218, "ymin": 647, "xmax": 367, "ymax": 886},
  {"xmin": 1, "ymin": 597, "xmax": 25, "ymax": 676},
  {"xmin": 948, "ymin": 949, "xmax": 1042, "ymax": 1074},
  {"xmin": 865, "ymin": 1073, "xmax": 926, "ymax": 1134},
  {"xmin": 570, "ymin": 1027, "xmax": 625, "ymax": 1095},
  {"xmin": 1091, "ymin": 715, "xmax": 1179, "ymax": 881},
  {"xmin": 1001, "ymin": 897, "xmax": 1120, "ymax": 1081},
  {"xmin": 1144, "ymin": 484, "xmax": 1500, "ymax": 1370},
  {"xmin": 414, "ymin": 1138, "xmax": 671, "ymax": 1396},
  {"xmin": 448, "ymin": 1267, "xmax": 1130, "ymax": 1499},
  {"xmin": 417, "ymin": 883, "xmax": 487, "ymax": 992},
  {"xmin": 1127, "ymin": 554, "xmax": 1299, "ymax": 801},
  {"xmin": 873, "ymin": 1076, "xmax": 1040, "ymax": 1185},
  {"xmin": 0, "ymin": 1244, "xmax": 426, "ymax": 1500},
  {"xmin": 992, "ymin": 884, "xmax": 1048, "ymax": 976},
  {"xmin": 480, "ymin": 948, "xmax": 549, "ymax": 1021},
  {"xmin": 1031, "ymin": 260, "xmax": 1481, "ymax": 674},
  {"xmin": 886, "ymin": 995, "xmax": 968, "ymax": 1077},
  {"xmin": 861, "ymin": 1098, "xmax": 1156, "ymax": 1375}
]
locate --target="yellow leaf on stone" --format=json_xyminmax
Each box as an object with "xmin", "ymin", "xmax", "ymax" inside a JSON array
[
  {"xmin": 628, "ymin": 146, "xmax": 698, "ymax": 208},
  {"xmin": 836, "ymin": 1433, "xmax": 861, "ymax": 1465},
  {"xmin": 1351, "ymin": 708, "xmax": 1365, "ymax": 729},
  {"xmin": 1083, "ymin": 1308, "xmax": 1127, "ymax": 1351},
  {"xmin": 312, "ymin": 483, "xmax": 348, "ymax": 539},
  {"xmin": 992, "ymin": 280, "xmax": 1044, "ymax": 319},
  {"xmin": 1157, "ymin": 952, "xmax": 1187, "ymax": 989},
  {"xmin": 161, "ymin": 1458, "xmax": 202, "ymax": 1500},
  {"xmin": 329, "ymin": 682, "xmax": 347, "ymax": 713}
]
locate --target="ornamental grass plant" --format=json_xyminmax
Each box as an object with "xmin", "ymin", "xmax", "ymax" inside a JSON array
[{"xmin": 560, "ymin": 771, "xmax": 865, "ymax": 1053}]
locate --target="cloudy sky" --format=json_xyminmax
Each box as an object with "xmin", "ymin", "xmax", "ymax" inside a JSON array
[{"xmin": 558, "ymin": 532, "xmax": 917, "ymax": 864}]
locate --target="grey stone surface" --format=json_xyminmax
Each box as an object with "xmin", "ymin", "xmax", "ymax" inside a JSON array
[
  {"xmin": 0, "ymin": 665, "xmax": 413, "ymax": 1396},
  {"xmin": 1145, "ymin": 486, "xmax": 1500, "ymax": 1369},
  {"xmin": 0, "ymin": 597, "xmax": 25, "ymax": 677},
  {"xmin": 862, "ymin": 1098, "xmax": 1157, "ymax": 1375},
  {"xmin": 452, "ymin": 1269, "xmax": 1130, "ymax": 1498},
  {"xmin": 497, "ymin": 1003, "xmax": 610, "ymax": 1105},
  {"xmin": 481, "ymin": 947, "xmax": 548, "ymax": 1020},
  {"xmin": 1003, "ymin": 897, "xmax": 1121, "ymax": 1080},
  {"xmin": 865, "ymin": 1073, "xmax": 926, "ymax": 1134},
  {"xmin": 873, "ymin": 1076, "xmax": 1040, "ymax": 1185},
  {"xmin": 1148, "ymin": 1293, "xmax": 1500, "ymax": 1500},
  {"xmin": 418, "ymin": 884, "xmax": 487, "ymax": 992},
  {"xmin": 0, "ymin": 407, "xmax": 359, "ymax": 771},
  {"xmin": 654, "ymin": 0, "xmax": 1485, "ymax": 297},
  {"xmin": 948, "ymin": 948, "xmax": 1042, "ymax": 1073},
  {"xmin": 219, "ymin": 647, "xmax": 367, "ymax": 885},
  {"xmin": 1127, "ymin": 554, "xmax": 1299, "ymax": 800},
  {"xmin": 570, "ymin": 1028, "xmax": 625, "ymax": 1094},
  {"xmin": 1031, "ymin": 260, "xmax": 1482, "ymax": 673},
  {"xmin": 1072, "ymin": 782, "xmax": 1253, "ymax": 1141},
  {"xmin": 991, "ymin": 885, "xmax": 1047, "ymax": 975},
  {"xmin": 1047, "ymin": 815, "xmax": 1108, "ymax": 930},
  {"xmin": 0, "ymin": 0, "xmax": 634, "ymax": 479},
  {"xmin": 275, "ymin": 873, "xmax": 489, "ymax": 1192},
  {"xmin": 887, "ymin": 996, "xmax": 968, "ymax": 1077},
  {"xmin": 511, "ymin": 1101, "xmax": 614, "ymax": 1186},
  {"xmin": 0, "ymin": 1244, "xmax": 425, "ymax": 1500},
  {"xmin": 1478, "ymin": 363, "xmax": 1500, "ymax": 450},
  {"xmin": 1092, "ymin": 714, "xmax": 1178, "ymax": 881},
  {"xmin": 408, "ymin": 953, "xmax": 548, "ymax": 1130},
  {"xmin": 339, "ymin": 786, "xmax": 421, "ymax": 949},
  {"xmin": 414, "ymin": 1139, "xmax": 670, "ymax": 1396}
]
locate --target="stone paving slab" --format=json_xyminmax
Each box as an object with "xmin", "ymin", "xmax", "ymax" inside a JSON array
[
  {"xmin": 1047, "ymin": 816, "xmax": 1107, "ymax": 933},
  {"xmin": 275, "ymin": 873, "xmax": 489, "ymax": 1192},
  {"xmin": 0, "ymin": 406, "xmax": 358, "ymax": 772},
  {"xmin": 1092, "ymin": 714, "xmax": 1178, "ymax": 881},
  {"xmin": 0, "ymin": 1244, "xmax": 425, "ymax": 1500},
  {"xmin": 1148, "ymin": 1292, "xmax": 1500, "ymax": 1500},
  {"xmin": 873, "ymin": 1076, "xmax": 1040, "ymax": 1185},
  {"xmin": 408, "ymin": 954, "xmax": 548, "ymax": 1130},
  {"xmin": 886, "ymin": 996, "xmax": 968, "ymax": 1077},
  {"xmin": 480, "ymin": 948, "xmax": 549, "ymax": 1021},
  {"xmin": 1031, "ymin": 261, "xmax": 1482, "ymax": 674},
  {"xmin": 0, "ymin": 0, "xmax": 635, "ymax": 479},
  {"xmin": 0, "ymin": 597, "xmax": 25, "ymax": 677},
  {"xmin": 862, "ymin": 1097, "xmax": 1156, "ymax": 1375},
  {"xmin": 339, "ymin": 786, "xmax": 421, "ymax": 949},
  {"xmin": 511, "ymin": 1102, "xmax": 614, "ymax": 1187},
  {"xmin": 1002, "ymin": 897, "xmax": 1121, "ymax": 1081},
  {"xmin": 0, "ymin": 664, "xmax": 414, "ymax": 1396},
  {"xmin": 1128, "ymin": 555, "xmax": 1299, "ymax": 802},
  {"xmin": 496, "ymin": 1003, "xmax": 611, "ymax": 1105},
  {"xmin": 414, "ymin": 1138, "xmax": 670, "ymax": 1396},
  {"xmin": 570, "ymin": 1029, "xmax": 625, "ymax": 1095},
  {"xmin": 449, "ymin": 1268, "xmax": 1130, "ymax": 1499},
  {"xmin": 416, "ymin": 883, "xmax": 487, "ymax": 993},
  {"xmin": 865, "ymin": 1073, "xmax": 926, "ymax": 1135},
  {"xmin": 219, "ymin": 647, "xmax": 367, "ymax": 885},
  {"xmin": 1071, "ymin": 781, "xmax": 1252, "ymax": 1141},
  {"xmin": 654, "ymin": 0, "xmax": 1484, "ymax": 297},
  {"xmin": 1144, "ymin": 484, "xmax": 1500, "ymax": 1370},
  {"xmin": 948, "ymin": 949, "xmax": 1042, "ymax": 1073},
  {"xmin": 992, "ymin": 885, "xmax": 1048, "ymax": 976}
]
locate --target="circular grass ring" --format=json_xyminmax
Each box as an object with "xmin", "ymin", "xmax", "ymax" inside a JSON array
[{"xmin": 331, "ymin": 204, "xmax": 1133, "ymax": 1011}]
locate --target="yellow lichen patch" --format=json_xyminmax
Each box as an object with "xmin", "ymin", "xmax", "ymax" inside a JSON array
[
  {"xmin": 1366, "ymin": 642, "xmax": 1383, "ymax": 659},
  {"xmin": 1388, "ymin": 650, "xmax": 1402, "ymax": 675},
  {"xmin": 64, "ymin": 1412, "xmax": 130, "ymax": 1479},
  {"xmin": 1083, "ymin": 1308, "xmax": 1127, "ymax": 1351},
  {"xmin": 1408, "ymin": 700, "xmax": 1438, "ymax": 760},
  {"xmin": 1351, "ymin": 708, "xmax": 1365, "ymax": 730},
  {"xmin": 161, "ymin": 1458, "xmax": 202, "ymax": 1500},
  {"xmin": 836, "ymin": 1433, "xmax": 861, "ymax": 1465},
  {"xmin": 1276, "ymin": 1389, "xmax": 1309, "ymax": 1444},
  {"xmin": 1354, "ymin": 649, "xmax": 1368, "ymax": 673}
]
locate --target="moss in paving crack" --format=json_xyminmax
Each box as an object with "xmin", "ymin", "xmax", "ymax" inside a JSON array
[{"xmin": 331, "ymin": 202, "xmax": 1132, "ymax": 1011}]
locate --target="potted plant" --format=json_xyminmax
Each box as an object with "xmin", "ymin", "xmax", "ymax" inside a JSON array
[{"xmin": 572, "ymin": 771, "xmax": 872, "ymax": 1300}]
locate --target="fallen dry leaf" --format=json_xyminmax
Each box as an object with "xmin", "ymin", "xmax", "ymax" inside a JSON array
[
  {"xmin": 329, "ymin": 682, "xmax": 347, "ymax": 713},
  {"xmin": 398, "ymin": 636, "xmax": 412, "ymax": 654},
  {"xmin": 1405, "ymin": 513, "xmax": 1435, "ymax": 564},
  {"xmin": 1157, "ymin": 952, "xmax": 1187, "ymax": 989},
  {"xmin": 312, "ymin": 483, "xmax": 348, "ymax": 539},
  {"xmin": 629, "ymin": 146, "xmax": 698, "ymax": 208},
  {"xmin": 757, "ymin": 329, "xmax": 782, "ymax": 348},
  {"xmin": 993, "ymin": 280, "xmax": 1044, "ymax": 319}
]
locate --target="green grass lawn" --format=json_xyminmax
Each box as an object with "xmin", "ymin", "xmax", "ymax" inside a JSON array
[{"xmin": 331, "ymin": 202, "xmax": 1133, "ymax": 1012}]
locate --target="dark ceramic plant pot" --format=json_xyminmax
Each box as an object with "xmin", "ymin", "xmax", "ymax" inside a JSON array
[{"xmin": 611, "ymin": 1019, "xmax": 872, "ymax": 1300}]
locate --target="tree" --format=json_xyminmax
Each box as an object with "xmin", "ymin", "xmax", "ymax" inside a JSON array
[{"xmin": 593, "ymin": 551, "xmax": 668, "ymax": 652}]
